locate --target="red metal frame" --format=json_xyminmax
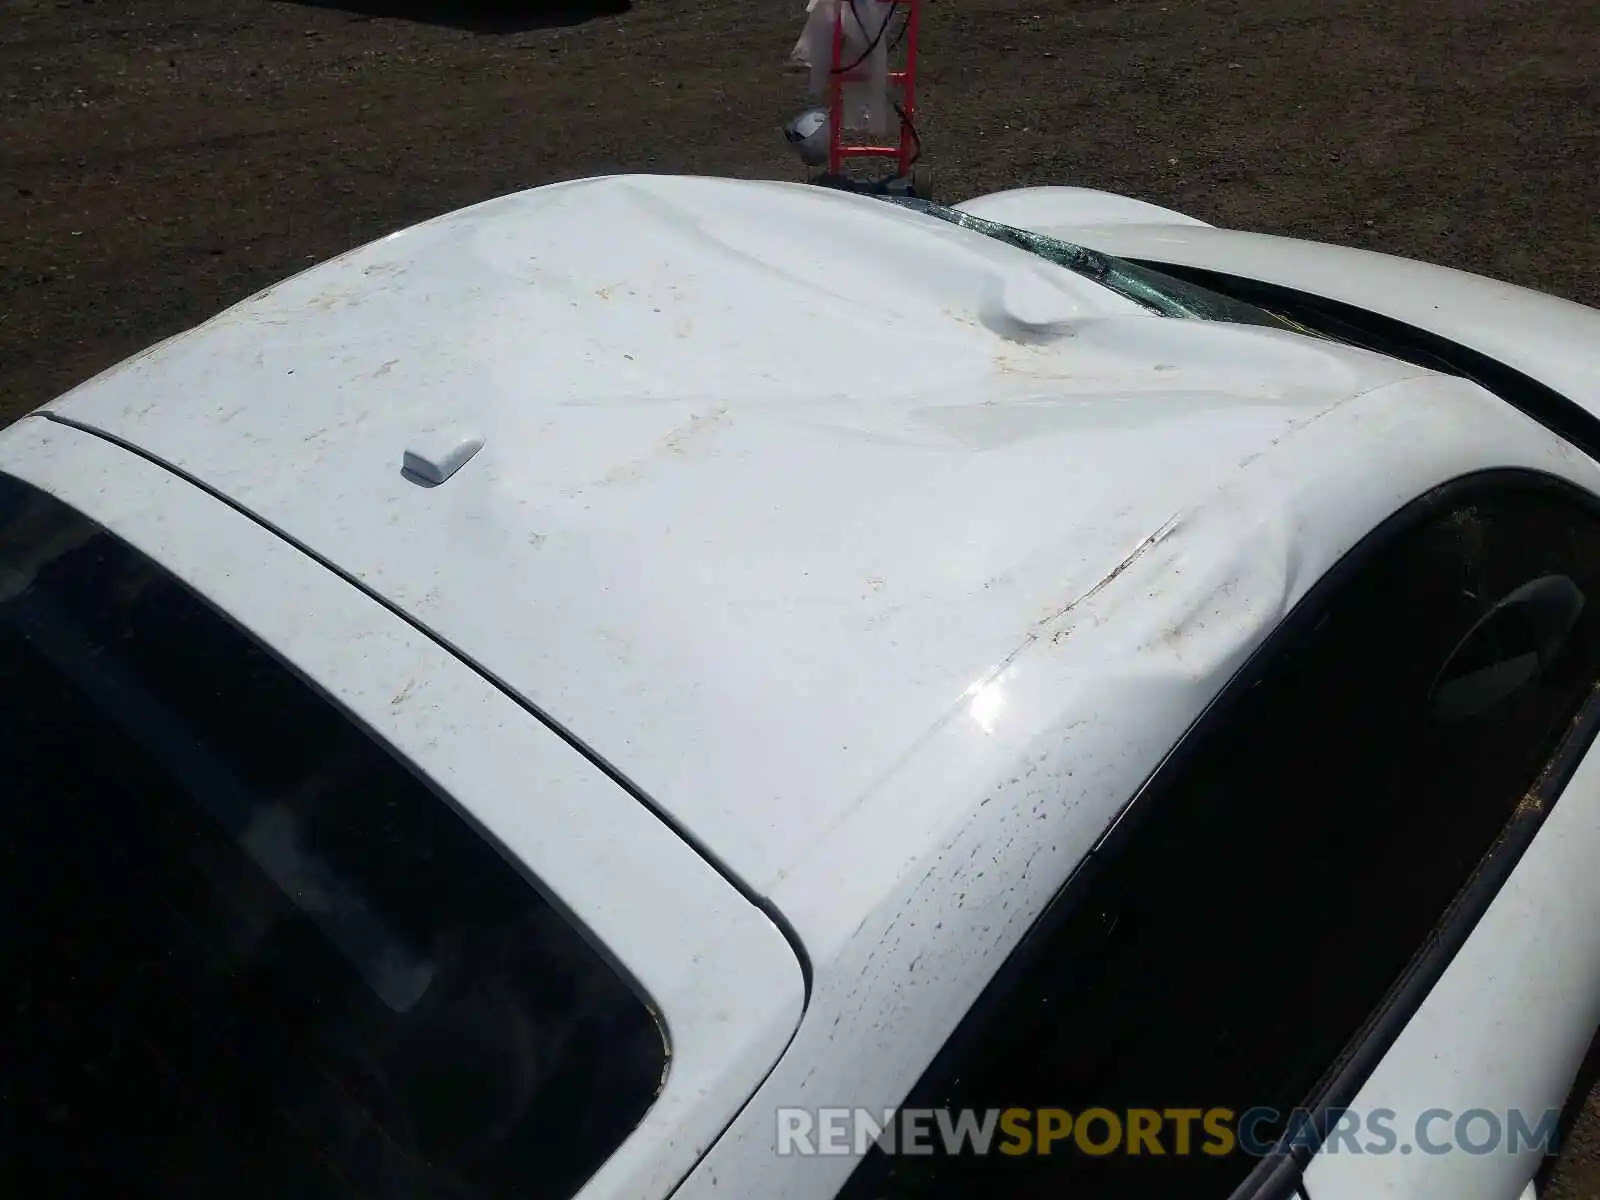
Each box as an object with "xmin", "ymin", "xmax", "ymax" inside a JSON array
[{"xmin": 826, "ymin": 0, "xmax": 920, "ymax": 178}]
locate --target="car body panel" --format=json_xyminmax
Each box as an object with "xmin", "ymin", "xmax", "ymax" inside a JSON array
[
  {"xmin": 32, "ymin": 174, "xmax": 1530, "ymax": 918},
  {"xmin": 674, "ymin": 376, "xmax": 1600, "ymax": 1200},
  {"xmin": 956, "ymin": 183, "xmax": 1213, "ymax": 230},
  {"xmin": 958, "ymin": 186, "xmax": 1600, "ymax": 416},
  {"xmin": 0, "ymin": 414, "xmax": 806, "ymax": 1200}
]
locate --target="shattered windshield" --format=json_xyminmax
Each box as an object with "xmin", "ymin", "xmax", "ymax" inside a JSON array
[{"xmin": 885, "ymin": 196, "xmax": 1322, "ymax": 335}]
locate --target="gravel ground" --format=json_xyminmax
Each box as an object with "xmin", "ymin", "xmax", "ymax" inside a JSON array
[{"xmin": 3, "ymin": 0, "xmax": 1600, "ymax": 1193}]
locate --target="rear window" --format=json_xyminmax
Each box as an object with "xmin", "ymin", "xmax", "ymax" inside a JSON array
[{"xmin": 0, "ymin": 473, "xmax": 666, "ymax": 1198}]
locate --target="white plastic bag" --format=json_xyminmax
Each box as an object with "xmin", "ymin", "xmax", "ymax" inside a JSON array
[{"xmin": 789, "ymin": 0, "xmax": 895, "ymax": 136}]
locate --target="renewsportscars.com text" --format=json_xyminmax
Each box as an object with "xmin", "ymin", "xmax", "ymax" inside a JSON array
[{"xmin": 776, "ymin": 1106, "xmax": 1561, "ymax": 1158}]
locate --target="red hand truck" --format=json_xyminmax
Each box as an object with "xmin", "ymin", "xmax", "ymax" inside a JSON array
[{"xmin": 825, "ymin": 0, "xmax": 922, "ymax": 181}]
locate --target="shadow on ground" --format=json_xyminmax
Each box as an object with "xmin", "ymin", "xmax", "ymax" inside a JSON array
[{"xmin": 287, "ymin": 0, "xmax": 630, "ymax": 33}]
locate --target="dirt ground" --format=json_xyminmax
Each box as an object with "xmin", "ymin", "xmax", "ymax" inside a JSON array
[{"xmin": 4, "ymin": 0, "xmax": 1600, "ymax": 1192}]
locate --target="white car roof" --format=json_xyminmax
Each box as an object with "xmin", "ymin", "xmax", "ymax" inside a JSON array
[{"xmin": 36, "ymin": 174, "xmax": 1585, "ymax": 929}]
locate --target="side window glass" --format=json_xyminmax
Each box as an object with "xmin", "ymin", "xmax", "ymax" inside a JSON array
[{"xmin": 837, "ymin": 473, "xmax": 1600, "ymax": 1200}]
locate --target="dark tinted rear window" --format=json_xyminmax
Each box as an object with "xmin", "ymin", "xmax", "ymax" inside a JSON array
[{"xmin": 0, "ymin": 473, "xmax": 666, "ymax": 1199}]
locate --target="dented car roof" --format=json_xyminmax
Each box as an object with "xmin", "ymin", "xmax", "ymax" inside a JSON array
[{"xmin": 36, "ymin": 173, "xmax": 1589, "ymax": 919}]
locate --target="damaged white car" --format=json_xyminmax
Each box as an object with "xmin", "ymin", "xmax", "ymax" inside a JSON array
[{"xmin": 4, "ymin": 175, "xmax": 1600, "ymax": 1200}]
